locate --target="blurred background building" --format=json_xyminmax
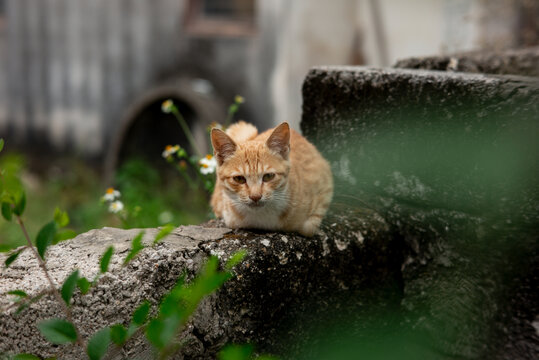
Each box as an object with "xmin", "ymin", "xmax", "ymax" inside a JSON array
[{"xmin": 0, "ymin": 0, "xmax": 536, "ymax": 172}]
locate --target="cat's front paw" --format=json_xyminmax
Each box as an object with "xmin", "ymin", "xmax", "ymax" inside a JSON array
[
  {"xmin": 299, "ymin": 215, "xmax": 322, "ymax": 237},
  {"xmin": 222, "ymin": 215, "xmax": 244, "ymax": 230}
]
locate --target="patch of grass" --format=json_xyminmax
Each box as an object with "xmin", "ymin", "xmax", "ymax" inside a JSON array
[
  {"xmin": 0, "ymin": 155, "xmax": 209, "ymax": 249},
  {"xmin": 114, "ymin": 157, "xmax": 209, "ymax": 228}
]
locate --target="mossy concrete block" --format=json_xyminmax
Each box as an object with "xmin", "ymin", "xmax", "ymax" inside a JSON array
[
  {"xmin": 302, "ymin": 67, "xmax": 538, "ymax": 224},
  {"xmin": 301, "ymin": 66, "xmax": 538, "ymax": 359}
]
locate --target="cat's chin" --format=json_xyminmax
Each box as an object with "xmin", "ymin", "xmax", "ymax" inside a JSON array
[{"xmin": 246, "ymin": 202, "xmax": 265, "ymax": 209}]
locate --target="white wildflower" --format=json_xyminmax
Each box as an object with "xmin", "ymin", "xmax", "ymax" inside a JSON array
[
  {"xmin": 162, "ymin": 145, "xmax": 180, "ymax": 159},
  {"xmin": 158, "ymin": 211, "xmax": 173, "ymax": 224},
  {"xmin": 102, "ymin": 187, "xmax": 121, "ymax": 202},
  {"xmin": 199, "ymin": 154, "xmax": 217, "ymax": 175},
  {"xmin": 161, "ymin": 99, "xmax": 174, "ymax": 113},
  {"xmin": 108, "ymin": 200, "xmax": 124, "ymax": 214},
  {"xmin": 210, "ymin": 122, "xmax": 223, "ymax": 130}
]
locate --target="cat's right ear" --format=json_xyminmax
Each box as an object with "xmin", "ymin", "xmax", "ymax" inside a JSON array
[
  {"xmin": 211, "ymin": 128, "xmax": 237, "ymax": 165},
  {"xmin": 266, "ymin": 122, "xmax": 290, "ymax": 159}
]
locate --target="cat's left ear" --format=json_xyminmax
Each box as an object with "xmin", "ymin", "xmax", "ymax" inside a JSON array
[
  {"xmin": 266, "ymin": 122, "xmax": 290, "ymax": 159},
  {"xmin": 211, "ymin": 128, "xmax": 237, "ymax": 165}
]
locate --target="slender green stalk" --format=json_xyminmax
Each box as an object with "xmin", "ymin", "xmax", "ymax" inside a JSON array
[
  {"xmin": 175, "ymin": 164, "xmax": 199, "ymax": 190},
  {"xmin": 171, "ymin": 107, "xmax": 202, "ymax": 158},
  {"xmin": 0, "ymin": 285, "xmax": 52, "ymax": 313},
  {"xmin": 0, "ymin": 154, "xmax": 86, "ymax": 351},
  {"xmin": 224, "ymin": 96, "xmax": 243, "ymax": 128},
  {"xmin": 16, "ymin": 215, "xmax": 86, "ymax": 349},
  {"xmin": 192, "ymin": 163, "xmax": 208, "ymax": 188},
  {"xmin": 224, "ymin": 112, "xmax": 233, "ymax": 128}
]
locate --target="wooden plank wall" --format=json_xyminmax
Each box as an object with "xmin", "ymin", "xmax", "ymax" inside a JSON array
[{"xmin": 1, "ymin": 0, "xmax": 185, "ymax": 156}]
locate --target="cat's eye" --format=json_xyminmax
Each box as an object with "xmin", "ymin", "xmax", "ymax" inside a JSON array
[
  {"xmin": 262, "ymin": 173, "xmax": 275, "ymax": 182},
  {"xmin": 233, "ymin": 175, "xmax": 246, "ymax": 184}
]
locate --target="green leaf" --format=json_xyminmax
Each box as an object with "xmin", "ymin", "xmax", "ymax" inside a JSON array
[
  {"xmin": 146, "ymin": 316, "xmax": 181, "ymax": 350},
  {"xmin": 146, "ymin": 318, "xmax": 166, "ymax": 349},
  {"xmin": 225, "ymin": 249, "xmax": 247, "ymax": 270},
  {"xmin": 123, "ymin": 231, "xmax": 145, "ymax": 265},
  {"xmin": 53, "ymin": 208, "xmax": 70, "ymax": 228},
  {"xmin": 7, "ymin": 290, "xmax": 28, "ymax": 298},
  {"xmin": 13, "ymin": 354, "xmax": 41, "ymax": 360},
  {"xmin": 1, "ymin": 202, "xmax": 12, "ymax": 221},
  {"xmin": 1, "ymin": 154, "xmax": 24, "ymax": 194},
  {"xmin": 87, "ymin": 327, "xmax": 111, "ymax": 360},
  {"xmin": 13, "ymin": 190, "xmax": 26, "ymax": 216},
  {"xmin": 218, "ymin": 344, "xmax": 254, "ymax": 360},
  {"xmin": 132, "ymin": 300, "xmax": 150, "ymax": 325},
  {"xmin": 126, "ymin": 323, "xmax": 138, "ymax": 337},
  {"xmin": 61, "ymin": 270, "xmax": 79, "ymax": 306},
  {"xmin": 37, "ymin": 318, "xmax": 78, "ymax": 344},
  {"xmin": 5, "ymin": 248, "xmax": 23, "ymax": 267},
  {"xmin": 195, "ymin": 271, "xmax": 232, "ymax": 298},
  {"xmin": 153, "ymin": 224, "xmax": 175, "ymax": 245},
  {"xmin": 158, "ymin": 292, "xmax": 185, "ymax": 318},
  {"xmin": 77, "ymin": 277, "xmax": 91, "ymax": 294},
  {"xmin": 0, "ymin": 138, "xmax": 4, "ymax": 152},
  {"xmin": 36, "ymin": 221, "xmax": 57, "ymax": 259},
  {"xmin": 15, "ymin": 303, "xmax": 29, "ymax": 314},
  {"xmin": 204, "ymin": 256, "xmax": 219, "ymax": 274},
  {"xmin": 15, "ymin": 292, "xmax": 46, "ymax": 315},
  {"xmin": 228, "ymin": 104, "xmax": 239, "ymax": 114},
  {"xmin": 53, "ymin": 229, "xmax": 77, "ymax": 244},
  {"xmin": 110, "ymin": 324, "xmax": 127, "ymax": 346},
  {"xmin": 99, "ymin": 246, "xmax": 114, "ymax": 273}
]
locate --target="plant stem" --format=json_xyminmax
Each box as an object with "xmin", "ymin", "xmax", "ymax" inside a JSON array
[
  {"xmin": 224, "ymin": 100, "xmax": 241, "ymax": 128},
  {"xmin": 224, "ymin": 112, "xmax": 233, "ymax": 128},
  {"xmin": 16, "ymin": 215, "xmax": 87, "ymax": 349},
  {"xmin": 0, "ymin": 288, "xmax": 53, "ymax": 313},
  {"xmin": 176, "ymin": 165, "xmax": 198, "ymax": 190},
  {"xmin": 171, "ymin": 107, "xmax": 202, "ymax": 158},
  {"xmin": 192, "ymin": 166, "xmax": 208, "ymax": 189}
]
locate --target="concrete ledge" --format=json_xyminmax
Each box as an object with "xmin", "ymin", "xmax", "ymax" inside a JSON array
[
  {"xmin": 394, "ymin": 46, "xmax": 539, "ymax": 77},
  {"xmin": 1, "ymin": 211, "xmax": 399, "ymax": 359}
]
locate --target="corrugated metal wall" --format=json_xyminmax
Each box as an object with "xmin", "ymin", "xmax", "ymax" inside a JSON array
[{"xmin": 0, "ymin": 0, "xmax": 184, "ymax": 156}]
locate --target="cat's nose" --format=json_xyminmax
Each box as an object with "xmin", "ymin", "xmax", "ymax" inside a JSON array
[{"xmin": 249, "ymin": 194, "xmax": 262, "ymax": 203}]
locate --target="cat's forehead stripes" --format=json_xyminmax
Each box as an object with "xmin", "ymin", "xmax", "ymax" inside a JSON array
[
  {"xmin": 217, "ymin": 140, "xmax": 290, "ymax": 185},
  {"xmin": 232, "ymin": 144, "xmax": 275, "ymax": 175}
]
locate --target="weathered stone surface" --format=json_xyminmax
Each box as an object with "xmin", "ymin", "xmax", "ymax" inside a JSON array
[
  {"xmin": 394, "ymin": 46, "xmax": 539, "ymax": 77},
  {"xmin": 1, "ymin": 212, "xmax": 401, "ymax": 359},
  {"xmin": 302, "ymin": 66, "xmax": 538, "ymax": 359}
]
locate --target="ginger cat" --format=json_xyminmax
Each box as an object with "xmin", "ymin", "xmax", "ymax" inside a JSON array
[{"xmin": 210, "ymin": 121, "xmax": 333, "ymax": 236}]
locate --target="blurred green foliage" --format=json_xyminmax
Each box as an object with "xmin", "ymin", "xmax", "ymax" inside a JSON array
[
  {"xmin": 0, "ymin": 155, "xmax": 209, "ymax": 250},
  {"xmin": 115, "ymin": 158, "xmax": 210, "ymax": 227}
]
